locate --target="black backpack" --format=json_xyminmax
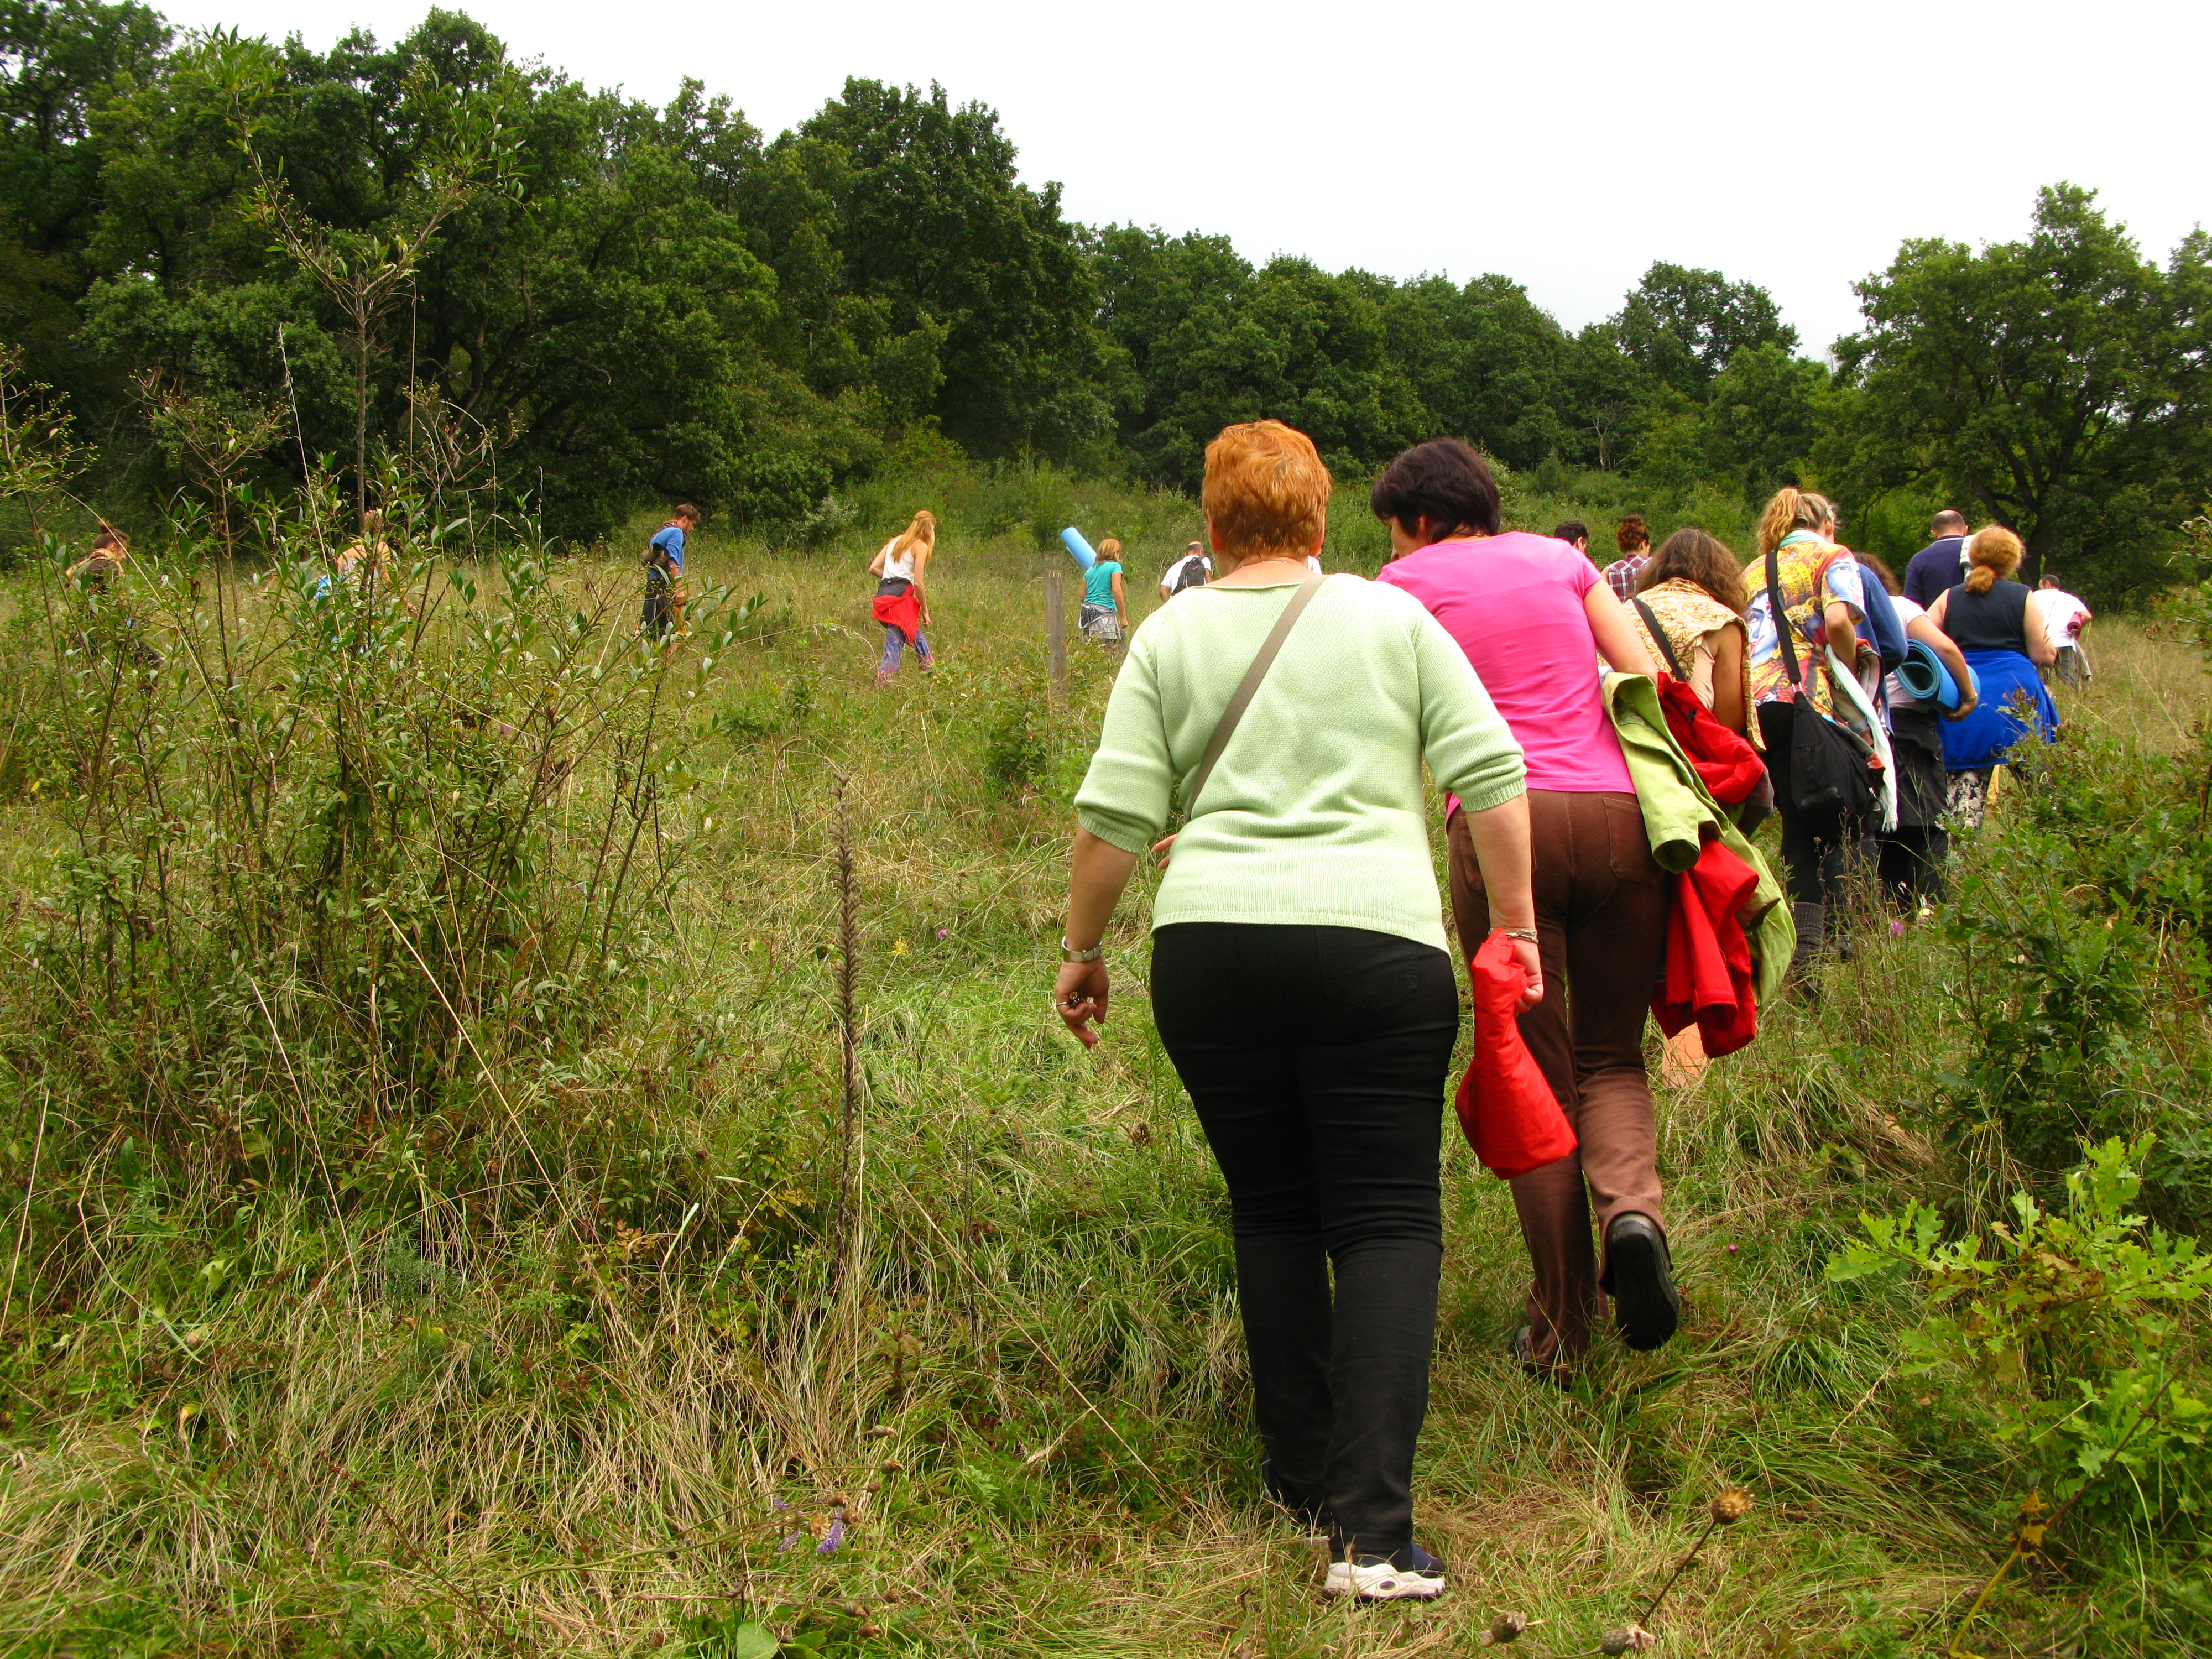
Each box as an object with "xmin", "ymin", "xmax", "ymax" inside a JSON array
[{"xmin": 1170, "ymin": 554, "xmax": 1209, "ymax": 594}]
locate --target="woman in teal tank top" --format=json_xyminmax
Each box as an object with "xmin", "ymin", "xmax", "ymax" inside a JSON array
[{"xmin": 1081, "ymin": 538, "xmax": 1126, "ymax": 643}]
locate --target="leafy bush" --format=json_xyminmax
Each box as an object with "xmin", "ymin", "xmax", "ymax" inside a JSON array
[
  {"xmin": 1829, "ymin": 1136, "xmax": 2212, "ymax": 1527},
  {"xmin": 981, "ymin": 692, "xmax": 1048, "ymax": 796}
]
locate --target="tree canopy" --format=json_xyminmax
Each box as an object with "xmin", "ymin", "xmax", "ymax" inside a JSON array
[
  {"xmin": 0, "ymin": 2, "xmax": 2202, "ymax": 595},
  {"xmin": 1830, "ymin": 184, "xmax": 2212, "ymax": 594}
]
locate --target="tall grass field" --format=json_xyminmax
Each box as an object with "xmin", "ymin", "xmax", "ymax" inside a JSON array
[{"xmin": 1, "ymin": 452, "xmax": 2208, "ymax": 1658}]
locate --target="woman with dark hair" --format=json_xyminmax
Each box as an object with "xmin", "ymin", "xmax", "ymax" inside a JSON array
[
  {"xmin": 1375, "ymin": 439, "xmax": 1679, "ymax": 1380},
  {"xmin": 1926, "ymin": 527, "xmax": 2056, "ymax": 829},
  {"xmin": 1627, "ymin": 529, "xmax": 1751, "ymax": 738}
]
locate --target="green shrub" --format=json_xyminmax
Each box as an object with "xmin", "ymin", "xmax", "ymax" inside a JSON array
[{"xmin": 1829, "ymin": 1136, "xmax": 2212, "ymax": 1530}]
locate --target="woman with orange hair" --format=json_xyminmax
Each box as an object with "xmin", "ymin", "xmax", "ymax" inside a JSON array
[
  {"xmin": 1055, "ymin": 420, "xmax": 1532, "ymax": 1602},
  {"xmin": 869, "ymin": 510, "xmax": 937, "ymax": 684},
  {"xmin": 1925, "ymin": 526, "xmax": 2057, "ymax": 827}
]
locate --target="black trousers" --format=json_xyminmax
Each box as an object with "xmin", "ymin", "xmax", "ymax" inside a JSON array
[
  {"xmin": 1758, "ymin": 702, "xmax": 1859, "ymax": 908},
  {"xmin": 1151, "ymin": 922, "xmax": 1459, "ymax": 1559},
  {"xmin": 1873, "ymin": 705, "xmax": 1949, "ymax": 907}
]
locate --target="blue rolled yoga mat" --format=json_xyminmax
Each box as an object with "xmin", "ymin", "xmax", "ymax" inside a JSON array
[
  {"xmin": 1896, "ymin": 640, "xmax": 1977, "ymax": 711},
  {"xmin": 1059, "ymin": 526, "xmax": 1098, "ymax": 570}
]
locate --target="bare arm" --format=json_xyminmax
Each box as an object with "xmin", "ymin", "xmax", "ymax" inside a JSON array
[
  {"xmin": 1110, "ymin": 570, "xmax": 1125, "ymax": 615},
  {"xmin": 1053, "ymin": 827, "xmax": 1140, "ymax": 1047},
  {"xmin": 1585, "ymin": 582, "xmax": 1659, "ymax": 677},
  {"xmin": 868, "ymin": 545, "xmax": 887, "ymax": 577},
  {"xmin": 1459, "ymin": 793, "xmax": 1544, "ymax": 1011},
  {"xmin": 1906, "ymin": 612, "xmax": 1977, "ymax": 717},
  {"xmin": 1709, "ymin": 622, "xmax": 1747, "ymax": 735},
  {"xmin": 911, "ymin": 546, "xmax": 930, "ymax": 624},
  {"xmin": 1823, "ymin": 598, "xmax": 1860, "ymax": 667},
  {"xmin": 2022, "ymin": 596, "xmax": 2056, "ymax": 666}
]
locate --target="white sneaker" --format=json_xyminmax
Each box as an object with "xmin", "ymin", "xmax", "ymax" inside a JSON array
[{"xmin": 1322, "ymin": 1542, "xmax": 1447, "ymax": 1600}]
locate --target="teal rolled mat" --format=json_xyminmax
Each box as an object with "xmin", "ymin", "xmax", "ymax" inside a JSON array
[{"xmin": 1896, "ymin": 640, "xmax": 1977, "ymax": 710}]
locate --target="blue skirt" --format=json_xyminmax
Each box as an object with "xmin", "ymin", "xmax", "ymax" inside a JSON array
[{"xmin": 1941, "ymin": 648, "xmax": 2057, "ymax": 771}]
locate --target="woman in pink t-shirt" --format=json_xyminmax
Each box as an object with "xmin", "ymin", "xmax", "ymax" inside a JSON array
[{"xmin": 1374, "ymin": 439, "xmax": 1677, "ymax": 1378}]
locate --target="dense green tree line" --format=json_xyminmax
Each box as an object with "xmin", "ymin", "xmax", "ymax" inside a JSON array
[{"xmin": 2, "ymin": 1, "xmax": 2206, "ymax": 590}]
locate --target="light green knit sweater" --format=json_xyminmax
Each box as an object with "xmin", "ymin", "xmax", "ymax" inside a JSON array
[{"xmin": 1074, "ymin": 575, "xmax": 1527, "ymax": 953}]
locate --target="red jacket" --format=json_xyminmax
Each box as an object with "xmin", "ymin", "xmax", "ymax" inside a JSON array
[
  {"xmin": 1651, "ymin": 837, "xmax": 1761, "ymax": 1056},
  {"xmin": 1454, "ymin": 932, "xmax": 1575, "ymax": 1178},
  {"xmin": 872, "ymin": 586, "xmax": 922, "ymax": 643}
]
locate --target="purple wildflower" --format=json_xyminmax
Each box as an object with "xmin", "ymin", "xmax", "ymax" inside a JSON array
[{"xmin": 816, "ymin": 1516, "xmax": 846, "ymax": 1554}]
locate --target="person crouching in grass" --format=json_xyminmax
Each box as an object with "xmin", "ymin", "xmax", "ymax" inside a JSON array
[{"xmin": 1052, "ymin": 419, "xmax": 1535, "ymax": 1601}]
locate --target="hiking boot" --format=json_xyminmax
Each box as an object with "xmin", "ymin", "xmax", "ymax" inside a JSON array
[
  {"xmin": 1605, "ymin": 1213, "xmax": 1681, "ymax": 1352},
  {"xmin": 1323, "ymin": 1542, "xmax": 1447, "ymax": 1601}
]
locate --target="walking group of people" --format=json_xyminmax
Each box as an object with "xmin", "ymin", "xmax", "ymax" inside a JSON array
[{"xmin": 1044, "ymin": 420, "xmax": 2079, "ymax": 1603}]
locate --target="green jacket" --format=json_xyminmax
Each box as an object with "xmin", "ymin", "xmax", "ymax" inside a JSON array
[{"xmin": 1603, "ymin": 672, "xmax": 1794, "ymax": 1009}]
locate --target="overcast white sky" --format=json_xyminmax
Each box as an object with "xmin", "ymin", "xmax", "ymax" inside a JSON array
[{"xmin": 164, "ymin": 0, "xmax": 2208, "ymax": 354}]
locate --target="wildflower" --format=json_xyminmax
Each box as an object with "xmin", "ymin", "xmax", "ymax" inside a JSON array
[
  {"xmin": 1485, "ymin": 1611, "xmax": 1530, "ymax": 1644},
  {"xmin": 936, "ymin": 927, "xmax": 947, "ymax": 937},
  {"xmin": 1600, "ymin": 1625, "xmax": 1657, "ymax": 1655},
  {"xmin": 816, "ymin": 1515, "xmax": 846, "ymax": 1554},
  {"xmin": 1710, "ymin": 1485, "xmax": 1752, "ymax": 1526},
  {"xmin": 892, "ymin": 940, "xmax": 909, "ymax": 957}
]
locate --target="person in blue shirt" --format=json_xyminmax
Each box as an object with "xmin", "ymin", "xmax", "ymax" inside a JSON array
[
  {"xmin": 642, "ymin": 504, "xmax": 698, "ymax": 646},
  {"xmin": 1901, "ymin": 509, "xmax": 1973, "ymax": 608},
  {"xmin": 1080, "ymin": 536, "xmax": 1127, "ymax": 643}
]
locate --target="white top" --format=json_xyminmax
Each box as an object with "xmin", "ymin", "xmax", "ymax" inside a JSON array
[
  {"xmin": 1160, "ymin": 553, "xmax": 1211, "ymax": 591},
  {"xmin": 1885, "ymin": 595, "xmax": 1926, "ymax": 712},
  {"xmin": 2030, "ymin": 587, "xmax": 2089, "ymax": 644},
  {"xmin": 879, "ymin": 537, "xmax": 917, "ymax": 583}
]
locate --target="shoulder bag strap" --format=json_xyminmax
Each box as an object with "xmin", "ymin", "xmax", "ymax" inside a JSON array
[
  {"xmin": 1182, "ymin": 573, "xmax": 1326, "ymax": 815},
  {"xmin": 1631, "ymin": 594, "xmax": 1684, "ymax": 677},
  {"xmin": 1764, "ymin": 544, "xmax": 1806, "ymax": 698}
]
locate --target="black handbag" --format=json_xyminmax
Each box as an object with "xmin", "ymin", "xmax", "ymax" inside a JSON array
[{"xmin": 1765, "ymin": 546, "xmax": 1876, "ymax": 826}]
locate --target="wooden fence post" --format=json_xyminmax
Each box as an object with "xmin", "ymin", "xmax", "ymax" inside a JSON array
[{"xmin": 1045, "ymin": 564, "xmax": 1067, "ymax": 711}]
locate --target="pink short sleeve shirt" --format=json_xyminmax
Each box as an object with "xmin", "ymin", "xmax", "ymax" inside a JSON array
[{"xmin": 1377, "ymin": 533, "xmax": 1632, "ymax": 794}]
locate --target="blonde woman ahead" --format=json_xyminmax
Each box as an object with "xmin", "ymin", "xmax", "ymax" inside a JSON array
[
  {"xmin": 869, "ymin": 510, "xmax": 936, "ymax": 684},
  {"xmin": 1741, "ymin": 488, "xmax": 1869, "ymax": 974}
]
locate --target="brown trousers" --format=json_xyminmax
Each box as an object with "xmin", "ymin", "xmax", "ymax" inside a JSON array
[{"xmin": 1448, "ymin": 791, "xmax": 1669, "ymax": 1367}]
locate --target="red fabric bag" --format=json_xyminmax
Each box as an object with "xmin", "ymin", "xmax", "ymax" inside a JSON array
[
  {"xmin": 1650, "ymin": 837, "xmax": 1761, "ymax": 1056},
  {"xmin": 1652, "ymin": 672, "xmax": 1766, "ymax": 806},
  {"xmin": 1453, "ymin": 931, "xmax": 1576, "ymax": 1178}
]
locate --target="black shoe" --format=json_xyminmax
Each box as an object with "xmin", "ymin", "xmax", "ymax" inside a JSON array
[{"xmin": 1605, "ymin": 1213, "xmax": 1681, "ymax": 1352}]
